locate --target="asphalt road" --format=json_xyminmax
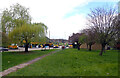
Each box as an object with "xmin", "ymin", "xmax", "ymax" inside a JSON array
[
  {"xmin": 7, "ymin": 47, "xmax": 62, "ymax": 52},
  {"xmin": 2, "ymin": 46, "xmax": 69, "ymax": 52}
]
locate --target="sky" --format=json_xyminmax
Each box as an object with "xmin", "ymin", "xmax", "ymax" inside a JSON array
[{"xmin": 0, "ymin": 0, "xmax": 119, "ymax": 40}]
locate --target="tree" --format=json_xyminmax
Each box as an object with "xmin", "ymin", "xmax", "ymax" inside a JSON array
[
  {"xmin": 2, "ymin": 32, "xmax": 10, "ymax": 47},
  {"xmin": 1, "ymin": 3, "xmax": 31, "ymax": 48},
  {"xmin": 9, "ymin": 23, "xmax": 47, "ymax": 52},
  {"xmin": 82, "ymin": 29, "xmax": 95, "ymax": 51},
  {"xmin": 112, "ymin": 13, "xmax": 120, "ymax": 49},
  {"xmin": 87, "ymin": 6, "xmax": 118, "ymax": 56},
  {"xmin": 1, "ymin": 3, "xmax": 31, "ymax": 34},
  {"xmin": 118, "ymin": 1, "xmax": 120, "ymax": 13},
  {"xmin": 78, "ymin": 34, "xmax": 86, "ymax": 50},
  {"xmin": 69, "ymin": 33, "xmax": 82, "ymax": 48}
]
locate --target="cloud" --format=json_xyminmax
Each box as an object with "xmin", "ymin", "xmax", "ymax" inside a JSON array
[
  {"xmin": 43, "ymin": 13, "xmax": 87, "ymax": 39},
  {"xmin": 0, "ymin": 0, "xmax": 95, "ymax": 39},
  {"xmin": 90, "ymin": 0, "xmax": 119, "ymax": 2}
]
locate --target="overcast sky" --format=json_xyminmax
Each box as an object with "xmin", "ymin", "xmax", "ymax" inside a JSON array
[{"xmin": 0, "ymin": 0, "xmax": 118, "ymax": 39}]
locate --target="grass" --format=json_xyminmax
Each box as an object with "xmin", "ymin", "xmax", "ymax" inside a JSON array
[
  {"xmin": 0, "ymin": 52, "xmax": 2, "ymax": 72},
  {"xmin": 6, "ymin": 48, "xmax": 118, "ymax": 76},
  {"xmin": 2, "ymin": 49, "xmax": 57, "ymax": 71}
]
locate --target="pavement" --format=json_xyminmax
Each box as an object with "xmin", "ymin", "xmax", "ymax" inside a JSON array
[
  {"xmin": 0, "ymin": 49, "xmax": 61, "ymax": 76},
  {"xmin": 6, "ymin": 47, "xmax": 62, "ymax": 52}
]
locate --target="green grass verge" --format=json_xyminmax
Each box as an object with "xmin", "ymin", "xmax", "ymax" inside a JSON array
[
  {"xmin": 2, "ymin": 49, "xmax": 57, "ymax": 71},
  {"xmin": 7, "ymin": 48, "xmax": 118, "ymax": 76},
  {"xmin": 0, "ymin": 52, "xmax": 2, "ymax": 72}
]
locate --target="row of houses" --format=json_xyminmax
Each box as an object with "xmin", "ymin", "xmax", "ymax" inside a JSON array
[
  {"xmin": 47, "ymin": 33, "xmax": 119, "ymax": 50},
  {"xmin": 68, "ymin": 33, "xmax": 120, "ymax": 50},
  {"xmin": 50, "ymin": 39, "xmax": 68, "ymax": 43}
]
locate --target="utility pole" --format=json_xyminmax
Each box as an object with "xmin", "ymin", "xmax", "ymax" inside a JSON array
[
  {"xmin": 49, "ymin": 30, "xmax": 50, "ymax": 43},
  {"xmin": 49, "ymin": 30, "xmax": 50, "ymax": 49}
]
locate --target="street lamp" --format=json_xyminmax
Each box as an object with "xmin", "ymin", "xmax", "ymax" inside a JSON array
[{"xmin": 75, "ymin": 42, "xmax": 77, "ymax": 45}]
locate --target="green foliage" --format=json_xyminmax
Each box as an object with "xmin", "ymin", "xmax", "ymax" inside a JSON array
[
  {"xmin": 31, "ymin": 23, "xmax": 48, "ymax": 43},
  {"xmin": 0, "ymin": 32, "xmax": 2, "ymax": 47},
  {"xmin": 1, "ymin": 3, "xmax": 48, "ymax": 49},
  {"xmin": 78, "ymin": 34, "xmax": 86, "ymax": 44},
  {"xmin": 1, "ymin": 3, "xmax": 32, "ymax": 47},
  {"xmin": 82, "ymin": 29, "xmax": 96, "ymax": 50},
  {"xmin": 1, "ymin": 3, "xmax": 31, "ymax": 33},
  {"xmin": 1, "ymin": 9, "xmax": 12, "ymax": 33},
  {"xmin": 7, "ymin": 49, "xmax": 118, "ymax": 76},
  {"xmin": 8, "ymin": 23, "xmax": 47, "ymax": 44},
  {"xmin": 2, "ymin": 32, "xmax": 10, "ymax": 47}
]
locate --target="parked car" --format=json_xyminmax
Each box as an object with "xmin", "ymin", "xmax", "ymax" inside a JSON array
[
  {"xmin": 41, "ymin": 45, "xmax": 43, "ymax": 48},
  {"xmin": 45, "ymin": 44, "xmax": 49, "ymax": 48},
  {"xmin": 49, "ymin": 43, "xmax": 53, "ymax": 47},
  {"xmin": 68, "ymin": 43, "xmax": 73, "ymax": 48},
  {"xmin": 0, "ymin": 47, "xmax": 8, "ymax": 52},
  {"xmin": 62, "ymin": 46, "xmax": 66, "ymax": 49},
  {"xmin": 53, "ymin": 44, "xmax": 59, "ymax": 48},
  {"xmin": 8, "ymin": 44, "xmax": 18, "ymax": 49}
]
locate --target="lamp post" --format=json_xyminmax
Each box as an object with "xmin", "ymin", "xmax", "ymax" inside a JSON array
[{"xmin": 49, "ymin": 31, "xmax": 50, "ymax": 43}]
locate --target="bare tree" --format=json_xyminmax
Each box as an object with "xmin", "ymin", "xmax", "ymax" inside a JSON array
[
  {"xmin": 87, "ymin": 6, "xmax": 118, "ymax": 56},
  {"xmin": 112, "ymin": 13, "xmax": 120, "ymax": 49}
]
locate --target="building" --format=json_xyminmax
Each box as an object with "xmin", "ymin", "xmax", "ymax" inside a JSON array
[
  {"xmin": 50, "ymin": 39, "xmax": 68, "ymax": 44},
  {"xmin": 68, "ymin": 33, "xmax": 83, "ymax": 43},
  {"xmin": 80, "ymin": 43, "xmax": 102, "ymax": 50},
  {"xmin": 68, "ymin": 33, "xmax": 103, "ymax": 50}
]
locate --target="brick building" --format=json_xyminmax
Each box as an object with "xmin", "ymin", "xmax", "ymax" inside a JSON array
[
  {"xmin": 68, "ymin": 33, "xmax": 83, "ymax": 43},
  {"xmin": 50, "ymin": 39, "xmax": 68, "ymax": 44},
  {"xmin": 68, "ymin": 33, "xmax": 102, "ymax": 50}
]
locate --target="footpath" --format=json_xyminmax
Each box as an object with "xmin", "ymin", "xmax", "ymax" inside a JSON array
[{"xmin": 0, "ymin": 49, "xmax": 61, "ymax": 77}]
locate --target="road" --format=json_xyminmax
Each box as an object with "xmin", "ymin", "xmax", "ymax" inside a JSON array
[
  {"xmin": 2, "ymin": 46, "xmax": 69, "ymax": 52},
  {"xmin": 7, "ymin": 47, "xmax": 62, "ymax": 52}
]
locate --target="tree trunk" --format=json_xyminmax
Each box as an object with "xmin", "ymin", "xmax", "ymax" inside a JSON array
[
  {"xmin": 78, "ymin": 45, "xmax": 80, "ymax": 50},
  {"xmin": 77, "ymin": 44, "xmax": 81, "ymax": 50},
  {"xmin": 25, "ymin": 39, "xmax": 29, "ymax": 52},
  {"xmin": 103, "ymin": 45, "xmax": 106, "ymax": 53},
  {"xmin": 25, "ymin": 43, "xmax": 29, "ymax": 52},
  {"xmin": 87, "ymin": 44, "xmax": 88, "ymax": 49},
  {"xmin": 89, "ymin": 45, "xmax": 92, "ymax": 51},
  {"xmin": 99, "ymin": 44, "xmax": 105, "ymax": 56}
]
